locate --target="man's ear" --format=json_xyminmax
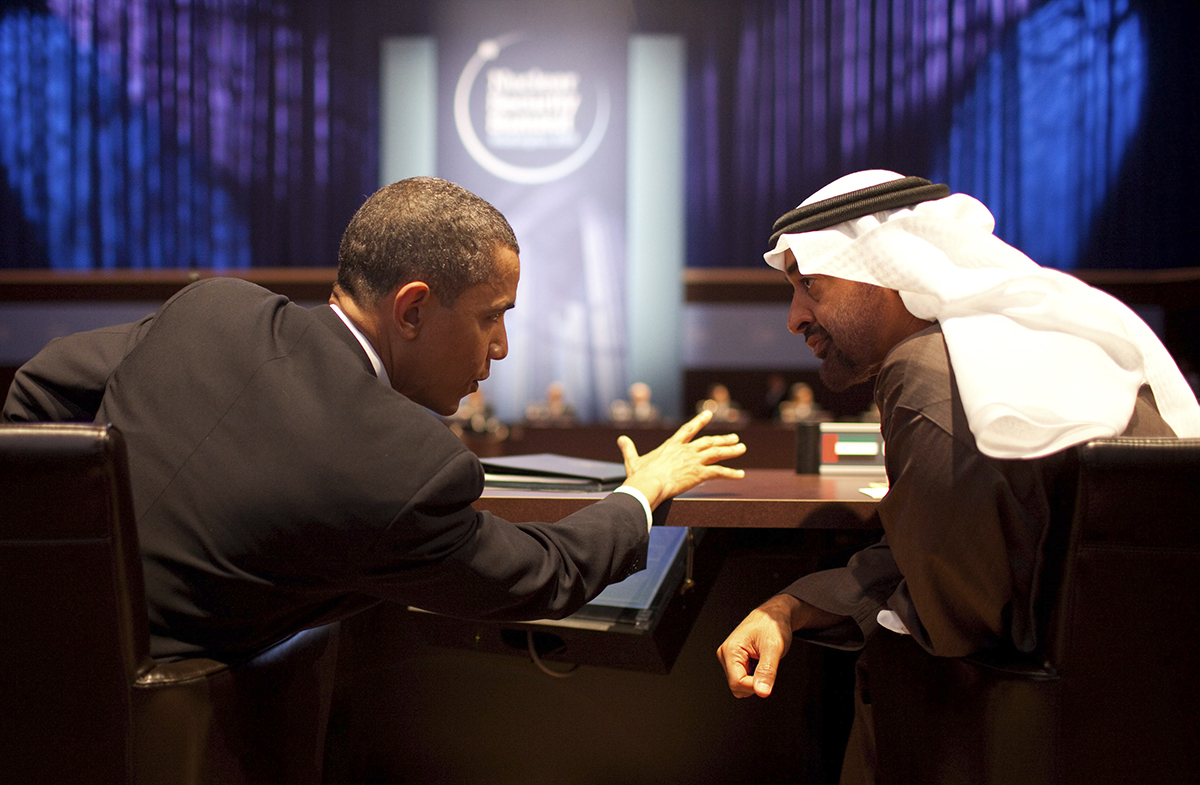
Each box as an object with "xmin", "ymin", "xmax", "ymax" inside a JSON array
[{"xmin": 391, "ymin": 281, "xmax": 432, "ymax": 339}]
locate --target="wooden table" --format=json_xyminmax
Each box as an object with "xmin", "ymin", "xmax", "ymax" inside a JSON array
[{"xmin": 476, "ymin": 468, "xmax": 884, "ymax": 529}]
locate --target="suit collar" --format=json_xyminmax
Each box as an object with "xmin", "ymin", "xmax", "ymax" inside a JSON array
[{"xmin": 312, "ymin": 304, "xmax": 376, "ymax": 377}]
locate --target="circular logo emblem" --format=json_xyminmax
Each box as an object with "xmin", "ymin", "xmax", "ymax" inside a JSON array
[{"xmin": 454, "ymin": 34, "xmax": 610, "ymax": 184}]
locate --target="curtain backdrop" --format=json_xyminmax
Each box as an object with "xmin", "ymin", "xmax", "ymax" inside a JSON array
[
  {"xmin": 682, "ymin": 0, "xmax": 1196, "ymax": 270},
  {"xmin": 1, "ymin": 0, "xmax": 1196, "ymax": 272},
  {"xmin": 0, "ymin": 0, "xmax": 414, "ymax": 270}
]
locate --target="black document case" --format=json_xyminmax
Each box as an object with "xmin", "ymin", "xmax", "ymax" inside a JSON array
[{"xmin": 480, "ymin": 453, "xmax": 627, "ymax": 492}]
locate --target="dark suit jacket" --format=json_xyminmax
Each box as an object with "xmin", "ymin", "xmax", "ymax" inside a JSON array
[{"xmin": 4, "ymin": 278, "xmax": 648, "ymax": 661}]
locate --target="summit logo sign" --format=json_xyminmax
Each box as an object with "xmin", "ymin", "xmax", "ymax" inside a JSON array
[
  {"xmin": 454, "ymin": 35, "xmax": 610, "ymax": 184},
  {"xmin": 486, "ymin": 67, "xmax": 582, "ymax": 148}
]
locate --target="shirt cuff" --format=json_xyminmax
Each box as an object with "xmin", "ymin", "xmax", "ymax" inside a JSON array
[
  {"xmin": 876, "ymin": 609, "xmax": 911, "ymax": 635},
  {"xmin": 613, "ymin": 485, "xmax": 653, "ymax": 532}
]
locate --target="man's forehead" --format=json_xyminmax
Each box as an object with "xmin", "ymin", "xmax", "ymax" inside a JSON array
[
  {"xmin": 461, "ymin": 279, "xmax": 517, "ymax": 314},
  {"xmin": 783, "ymin": 249, "xmax": 863, "ymax": 287},
  {"xmin": 783, "ymin": 248, "xmax": 800, "ymax": 276},
  {"xmin": 459, "ymin": 282, "xmax": 515, "ymax": 312},
  {"xmin": 783, "ymin": 250, "xmax": 821, "ymax": 281}
]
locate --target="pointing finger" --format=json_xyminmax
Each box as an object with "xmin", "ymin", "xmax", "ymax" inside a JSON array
[{"xmin": 673, "ymin": 409, "xmax": 713, "ymax": 443}]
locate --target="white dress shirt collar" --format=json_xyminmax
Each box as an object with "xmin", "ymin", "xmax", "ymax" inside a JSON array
[{"xmin": 329, "ymin": 303, "xmax": 390, "ymax": 387}]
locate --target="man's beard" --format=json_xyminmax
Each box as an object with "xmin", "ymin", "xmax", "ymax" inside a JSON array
[
  {"xmin": 808, "ymin": 285, "xmax": 891, "ymax": 391},
  {"xmin": 815, "ymin": 335, "xmax": 874, "ymax": 391}
]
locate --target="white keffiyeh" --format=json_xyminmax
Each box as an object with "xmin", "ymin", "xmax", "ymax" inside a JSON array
[{"xmin": 765, "ymin": 170, "xmax": 1200, "ymax": 459}]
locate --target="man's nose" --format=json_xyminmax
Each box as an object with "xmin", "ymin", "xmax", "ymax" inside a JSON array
[
  {"xmin": 491, "ymin": 325, "xmax": 509, "ymax": 360},
  {"xmin": 788, "ymin": 295, "xmax": 813, "ymax": 335}
]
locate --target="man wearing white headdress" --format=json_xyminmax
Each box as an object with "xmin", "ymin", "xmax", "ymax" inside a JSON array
[{"xmin": 717, "ymin": 170, "xmax": 1200, "ymax": 782}]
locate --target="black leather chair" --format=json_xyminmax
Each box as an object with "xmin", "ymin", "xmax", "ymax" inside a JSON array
[
  {"xmin": 863, "ymin": 437, "xmax": 1200, "ymax": 785},
  {"xmin": 0, "ymin": 423, "xmax": 340, "ymax": 785}
]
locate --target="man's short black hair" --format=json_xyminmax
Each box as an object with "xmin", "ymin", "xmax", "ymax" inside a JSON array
[{"xmin": 336, "ymin": 177, "xmax": 519, "ymax": 306}]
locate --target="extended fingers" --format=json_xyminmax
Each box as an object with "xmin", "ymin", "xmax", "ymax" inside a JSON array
[
  {"xmin": 671, "ymin": 409, "xmax": 714, "ymax": 443},
  {"xmin": 703, "ymin": 464, "xmax": 746, "ymax": 480},
  {"xmin": 682, "ymin": 433, "xmax": 744, "ymax": 460},
  {"xmin": 693, "ymin": 436, "xmax": 746, "ymax": 466},
  {"xmin": 617, "ymin": 435, "xmax": 643, "ymax": 472},
  {"xmin": 693, "ymin": 432, "xmax": 741, "ymax": 449}
]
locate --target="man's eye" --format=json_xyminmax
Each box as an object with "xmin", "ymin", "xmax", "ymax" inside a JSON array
[{"xmin": 799, "ymin": 277, "xmax": 814, "ymax": 291}]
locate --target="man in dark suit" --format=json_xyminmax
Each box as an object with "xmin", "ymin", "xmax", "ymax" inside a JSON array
[{"xmin": 4, "ymin": 177, "xmax": 745, "ymax": 661}]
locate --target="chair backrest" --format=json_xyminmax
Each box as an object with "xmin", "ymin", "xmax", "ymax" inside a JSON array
[
  {"xmin": 0, "ymin": 423, "xmax": 344, "ymax": 785},
  {"xmin": 0, "ymin": 423, "xmax": 150, "ymax": 784},
  {"xmin": 1044, "ymin": 436, "xmax": 1200, "ymax": 783},
  {"xmin": 865, "ymin": 436, "xmax": 1200, "ymax": 785}
]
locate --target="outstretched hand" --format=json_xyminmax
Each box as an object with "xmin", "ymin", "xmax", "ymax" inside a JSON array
[{"xmin": 617, "ymin": 409, "xmax": 745, "ymax": 509}]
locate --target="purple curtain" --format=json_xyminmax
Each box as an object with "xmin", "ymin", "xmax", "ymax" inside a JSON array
[
  {"xmin": 2, "ymin": 0, "xmax": 1197, "ymax": 272},
  {"xmin": 682, "ymin": 0, "xmax": 1199, "ymax": 270},
  {"xmin": 0, "ymin": 0, "xmax": 415, "ymax": 270}
]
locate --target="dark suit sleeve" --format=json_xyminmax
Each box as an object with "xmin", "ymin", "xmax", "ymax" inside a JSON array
[
  {"xmin": 353, "ymin": 449, "xmax": 650, "ymax": 623},
  {"xmin": 3, "ymin": 316, "xmax": 153, "ymax": 423}
]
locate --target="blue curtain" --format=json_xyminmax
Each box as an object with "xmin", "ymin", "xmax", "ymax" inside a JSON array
[
  {"xmin": 1, "ymin": 0, "xmax": 1196, "ymax": 272},
  {"xmin": 683, "ymin": 0, "xmax": 1195, "ymax": 271},
  {"xmin": 0, "ymin": 0, "xmax": 400, "ymax": 270}
]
